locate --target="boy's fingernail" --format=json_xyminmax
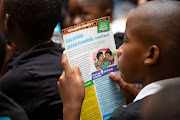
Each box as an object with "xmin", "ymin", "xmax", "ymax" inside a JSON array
[
  {"xmin": 63, "ymin": 50, "xmax": 66, "ymax": 54},
  {"xmin": 76, "ymin": 64, "xmax": 79, "ymax": 69},
  {"xmin": 109, "ymin": 72, "xmax": 115, "ymax": 78}
]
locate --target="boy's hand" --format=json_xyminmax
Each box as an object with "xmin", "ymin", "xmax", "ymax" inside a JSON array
[
  {"xmin": 0, "ymin": 42, "xmax": 16, "ymax": 77},
  {"xmin": 109, "ymin": 72, "xmax": 139, "ymax": 104},
  {"xmin": 57, "ymin": 51, "xmax": 85, "ymax": 120}
]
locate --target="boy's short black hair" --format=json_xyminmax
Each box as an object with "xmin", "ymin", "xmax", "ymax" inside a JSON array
[
  {"xmin": 105, "ymin": 49, "xmax": 112, "ymax": 56},
  {"xmin": 0, "ymin": 31, "xmax": 6, "ymax": 70},
  {"xmin": 97, "ymin": 52, "xmax": 103, "ymax": 60},
  {"xmin": 4, "ymin": 0, "xmax": 62, "ymax": 40}
]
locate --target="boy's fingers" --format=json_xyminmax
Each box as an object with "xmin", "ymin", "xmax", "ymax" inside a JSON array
[
  {"xmin": 59, "ymin": 71, "xmax": 65, "ymax": 82},
  {"xmin": 57, "ymin": 81, "xmax": 60, "ymax": 88},
  {"xmin": 109, "ymin": 72, "xmax": 126, "ymax": 88},
  {"xmin": 73, "ymin": 64, "xmax": 83, "ymax": 81},
  {"xmin": 61, "ymin": 51, "xmax": 72, "ymax": 74}
]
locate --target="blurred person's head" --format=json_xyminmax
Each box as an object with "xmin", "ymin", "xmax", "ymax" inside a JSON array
[
  {"xmin": 0, "ymin": 0, "xmax": 62, "ymax": 52},
  {"xmin": 140, "ymin": 83, "xmax": 180, "ymax": 120},
  {"xmin": 68, "ymin": 0, "xmax": 113, "ymax": 26},
  {"xmin": 60, "ymin": 0, "xmax": 71, "ymax": 29},
  {"xmin": 116, "ymin": 1, "xmax": 180, "ymax": 87},
  {"xmin": 0, "ymin": 30, "xmax": 6, "ymax": 70}
]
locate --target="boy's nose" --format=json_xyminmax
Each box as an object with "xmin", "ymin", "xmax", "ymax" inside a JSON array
[
  {"xmin": 116, "ymin": 45, "xmax": 123, "ymax": 57},
  {"xmin": 72, "ymin": 16, "xmax": 82, "ymax": 26}
]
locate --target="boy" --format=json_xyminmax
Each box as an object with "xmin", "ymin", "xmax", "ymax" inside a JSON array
[
  {"xmin": 104, "ymin": 49, "xmax": 114, "ymax": 64},
  {"xmin": 0, "ymin": 0, "xmax": 64, "ymax": 119},
  {"xmin": 95, "ymin": 52, "xmax": 104, "ymax": 70},
  {"xmin": 68, "ymin": 0, "xmax": 113, "ymax": 26},
  {"xmin": 58, "ymin": 1, "xmax": 180, "ymax": 120},
  {"xmin": 0, "ymin": 30, "xmax": 29, "ymax": 120}
]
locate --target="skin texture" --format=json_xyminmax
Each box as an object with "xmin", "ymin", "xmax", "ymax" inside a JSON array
[
  {"xmin": 68, "ymin": 0, "xmax": 113, "ymax": 26},
  {"xmin": 117, "ymin": 1, "xmax": 180, "ymax": 87},
  {"xmin": 58, "ymin": 1, "xmax": 180, "ymax": 119},
  {"xmin": 116, "ymin": 26, "xmax": 148, "ymax": 84}
]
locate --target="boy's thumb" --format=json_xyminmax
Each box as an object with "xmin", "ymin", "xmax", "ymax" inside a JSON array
[{"xmin": 109, "ymin": 72, "xmax": 126, "ymax": 88}]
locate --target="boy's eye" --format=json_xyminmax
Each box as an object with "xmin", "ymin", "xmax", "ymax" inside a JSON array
[
  {"xmin": 80, "ymin": 12, "xmax": 88, "ymax": 18},
  {"xmin": 123, "ymin": 39, "xmax": 128, "ymax": 44},
  {"xmin": 70, "ymin": 13, "xmax": 75, "ymax": 18}
]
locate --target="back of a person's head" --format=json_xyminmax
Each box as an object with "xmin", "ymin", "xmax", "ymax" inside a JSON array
[
  {"xmin": 137, "ymin": 1, "xmax": 180, "ymax": 47},
  {"xmin": 4, "ymin": 0, "xmax": 62, "ymax": 40},
  {"xmin": 133, "ymin": 1, "xmax": 180, "ymax": 45},
  {"xmin": 0, "ymin": 30, "xmax": 6, "ymax": 70},
  {"xmin": 141, "ymin": 83, "xmax": 180, "ymax": 120},
  {"xmin": 129, "ymin": 1, "xmax": 180, "ymax": 74}
]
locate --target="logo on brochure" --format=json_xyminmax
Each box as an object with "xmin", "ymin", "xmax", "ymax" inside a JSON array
[
  {"xmin": 98, "ymin": 20, "xmax": 110, "ymax": 33},
  {"xmin": 93, "ymin": 48, "xmax": 116, "ymax": 70}
]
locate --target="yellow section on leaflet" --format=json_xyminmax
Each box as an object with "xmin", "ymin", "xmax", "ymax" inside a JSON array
[{"xmin": 81, "ymin": 85, "xmax": 102, "ymax": 120}]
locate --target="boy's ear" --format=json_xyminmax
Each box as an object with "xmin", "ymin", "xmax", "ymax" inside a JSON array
[
  {"xmin": 144, "ymin": 45, "xmax": 159, "ymax": 65},
  {"xmin": 4, "ymin": 14, "xmax": 14, "ymax": 32},
  {"xmin": 104, "ymin": 8, "xmax": 112, "ymax": 17}
]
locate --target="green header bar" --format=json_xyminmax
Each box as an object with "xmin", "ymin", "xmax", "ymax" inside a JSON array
[{"xmin": 84, "ymin": 80, "xmax": 94, "ymax": 88}]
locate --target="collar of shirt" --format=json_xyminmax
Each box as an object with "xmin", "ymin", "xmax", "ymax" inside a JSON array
[
  {"xmin": 29, "ymin": 39, "xmax": 52, "ymax": 51},
  {"xmin": 133, "ymin": 77, "xmax": 180, "ymax": 102}
]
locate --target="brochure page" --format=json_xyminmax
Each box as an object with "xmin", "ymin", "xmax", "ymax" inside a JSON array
[{"xmin": 62, "ymin": 16, "xmax": 125, "ymax": 120}]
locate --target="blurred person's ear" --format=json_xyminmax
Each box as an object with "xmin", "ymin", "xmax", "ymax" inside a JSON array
[{"xmin": 4, "ymin": 14, "xmax": 15, "ymax": 32}]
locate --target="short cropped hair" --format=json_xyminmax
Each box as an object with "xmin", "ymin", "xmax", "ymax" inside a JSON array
[
  {"xmin": 97, "ymin": 52, "xmax": 103, "ymax": 60},
  {"xmin": 4, "ymin": 0, "xmax": 62, "ymax": 40},
  {"xmin": 0, "ymin": 31, "xmax": 6, "ymax": 70},
  {"xmin": 105, "ymin": 49, "xmax": 112, "ymax": 56}
]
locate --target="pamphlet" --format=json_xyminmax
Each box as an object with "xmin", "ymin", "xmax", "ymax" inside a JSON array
[{"xmin": 62, "ymin": 16, "xmax": 125, "ymax": 120}]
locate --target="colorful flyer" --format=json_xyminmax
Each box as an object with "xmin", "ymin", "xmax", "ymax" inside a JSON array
[{"xmin": 62, "ymin": 16, "xmax": 125, "ymax": 120}]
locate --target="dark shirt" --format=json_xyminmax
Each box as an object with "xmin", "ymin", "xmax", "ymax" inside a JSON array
[
  {"xmin": 109, "ymin": 97, "xmax": 148, "ymax": 120},
  {"xmin": 0, "ymin": 41, "xmax": 64, "ymax": 120},
  {"xmin": 0, "ymin": 91, "xmax": 29, "ymax": 120}
]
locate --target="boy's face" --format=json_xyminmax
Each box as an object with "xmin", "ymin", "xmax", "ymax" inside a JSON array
[
  {"xmin": 105, "ymin": 53, "xmax": 111, "ymax": 60},
  {"xmin": 117, "ymin": 15, "xmax": 148, "ymax": 83},
  {"xmin": 68, "ymin": 0, "xmax": 105, "ymax": 26},
  {"xmin": 98, "ymin": 54, "xmax": 104, "ymax": 61}
]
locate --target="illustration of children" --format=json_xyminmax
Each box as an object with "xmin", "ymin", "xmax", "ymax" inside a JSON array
[{"xmin": 95, "ymin": 51, "xmax": 111, "ymax": 70}]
